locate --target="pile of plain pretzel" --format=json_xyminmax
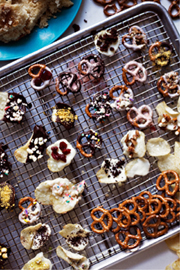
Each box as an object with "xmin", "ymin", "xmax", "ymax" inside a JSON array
[
  {"xmin": 93, "ymin": 0, "xmax": 180, "ymax": 19},
  {"xmin": 91, "ymin": 170, "xmax": 180, "ymax": 250}
]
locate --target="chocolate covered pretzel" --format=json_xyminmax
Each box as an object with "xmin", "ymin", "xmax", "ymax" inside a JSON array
[
  {"xmin": 149, "ymin": 42, "xmax": 172, "ymax": 66},
  {"xmin": 76, "ymin": 129, "xmax": 102, "ymax": 158},
  {"xmin": 109, "ymin": 85, "xmax": 134, "ymax": 111},
  {"xmin": 157, "ymin": 71, "xmax": 180, "ymax": 98},
  {"xmin": 78, "ymin": 54, "xmax": 104, "ymax": 79},
  {"xmin": 18, "ymin": 197, "xmax": 41, "ymax": 224},
  {"xmin": 122, "ymin": 60, "xmax": 147, "ymax": 85},
  {"xmin": 56, "ymin": 72, "xmax": 81, "ymax": 96},
  {"xmin": 85, "ymin": 92, "xmax": 112, "ymax": 121},
  {"xmin": 122, "ymin": 25, "xmax": 147, "ymax": 51},
  {"xmin": 127, "ymin": 105, "xmax": 153, "ymax": 129},
  {"xmin": 28, "ymin": 64, "xmax": 52, "ymax": 91}
]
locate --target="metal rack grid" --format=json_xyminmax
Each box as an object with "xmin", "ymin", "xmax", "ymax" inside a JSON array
[{"xmin": 0, "ymin": 9, "xmax": 180, "ymax": 270}]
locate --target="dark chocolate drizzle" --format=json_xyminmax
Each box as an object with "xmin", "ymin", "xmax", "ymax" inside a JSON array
[
  {"xmin": 58, "ymin": 72, "xmax": 81, "ymax": 94},
  {"xmin": 0, "ymin": 143, "xmax": 11, "ymax": 178},
  {"xmin": 2, "ymin": 93, "xmax": 29, "ymax": 123},
  {"xmin": 33, "ymin": 224, "xmax": 51, "ymax": 248}
]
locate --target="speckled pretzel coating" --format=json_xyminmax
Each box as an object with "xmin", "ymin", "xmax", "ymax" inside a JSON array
[
  {"xmin": 76, "ymin": 129, "xmax": 102, "ymax": 158},
  {"xmin": 85, "ymin": 92, "xmax": 112, "ymax": 121}
]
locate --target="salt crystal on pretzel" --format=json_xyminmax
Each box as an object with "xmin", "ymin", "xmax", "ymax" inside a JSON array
[
  {"xmin": 127, "ymin": 105, "xmax": 153, "ymax": 129},
  {"xmin": 94, "ymin": 28, "xmax": 120, "ymax": 57},
  {"xmin": 121, "ymin": 130, "xmax": 146, "ymax": 158},
  {"xmin": 35, "ymin": 178, "xmax": 85, "ymax": 214},
  {"xmin": 122, "ymin": 25, "xmax": 147, "ymax": 51},
  {"xmin": 96, "ymin": 158, "xmax": 127, "ymax": 184},
  {"xmin": 122, "ymin": 60, "xmax": 147, "ymax": 85}
]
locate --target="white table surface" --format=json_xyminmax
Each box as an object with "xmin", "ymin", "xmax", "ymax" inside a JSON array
[{"xmin": 0, "ymin": 1, "xmax": 179, "ymax": 269}]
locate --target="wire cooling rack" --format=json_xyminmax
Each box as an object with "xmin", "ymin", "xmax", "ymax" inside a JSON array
[{"xmin": 0, "ymin": 7, "xmax": 180, "ymax": 270}]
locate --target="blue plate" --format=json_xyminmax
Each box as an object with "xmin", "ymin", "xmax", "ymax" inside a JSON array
[{"xmin": 0, "ymin": 0, "xmax": 82, "ymax": 60}]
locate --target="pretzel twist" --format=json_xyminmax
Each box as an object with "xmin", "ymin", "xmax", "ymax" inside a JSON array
[
  {"xmin": 157, "ymin": 71, "xmax": 180, "ymax": 98},
  {"xmin": 127, "ymin": 105, "xmax": 153, "ymax": 129},
  {"xmin": 18, "ymin": 197, "xmax": 41, "ymax": 224},
  {"xmin": 28, "ymin": 64, "xmax": 46, "ymax": 78},
  {"xmin": 109, "ymin": 85, "xmax": 134, "ymax": 111},
  {"xmin": 143, "ymin": 214, "xmax": 168, "ymax": 238},
  {"xmin": 109, "ymin": 207, "xmax": 131, "ymax": 233},
  {"xmin": 118, "ymin": 0, "xmax": 137, "ymax": 8},
  {"xmin": 91, "ymin": 206, "xmax": 113, "ymax": 234},
  {"xmin": 156, "ymin": 170, "xmax": 180, "ymax": 196},
  {"xmin": 56, "ymin": 72, "xmax": 81, "ymax": 96},
  {"xmin": 168, "ymin": 1, "xmax": 180, "ymax": 19},
  {"xmin": 122, "ymin": 60, "xmax": 147, "ymax": 85},
  {"xmin": 122, "ymin": 25, "xmax": 147, "ymax": 51},
  {"xmin": 76, "ymin": 130, "xmax": 102, "ymax": 158},
  {"xmin": 119, "ymin": 199, "xmax": 140, "ymax": 226},
  {"xmin": 115, "ymin": 226, "xmax": 142, "ymax": 249},
  {"xmin": 78, "ymin": 54, "xmax": 104, "ymax": 79},
  {"xmin": 104, "ymin": 3, "xmax": 122, "ymax": 16},
  {"xmin": 149, "ymin": 42, "xmax": 172, "ymax": 66},
  {"xmin": 94, "ymin": 0, "xmax": 114, "ymax": 4}
]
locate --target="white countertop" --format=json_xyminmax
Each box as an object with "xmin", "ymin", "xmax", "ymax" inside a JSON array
[{"xmin": 0, "ymin": 1, "xmax": 179, "ymax": 269}]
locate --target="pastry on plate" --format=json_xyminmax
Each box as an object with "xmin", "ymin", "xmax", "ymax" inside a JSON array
[
  {"xmin": 14, "ymin": 125, "xmax": 49, "ymax": 163},
  {"xmin": 35, "ymin": 178, "xmax": 85, "ymax": 214},
  {"xmin": 22, "ymin": 252, "xmax": 52, "ymax": 270},
  {"xmin": 59, "ymin": 224, "xmax": 90, "ymax": 251},
  {"xmin": 96, "ymin": 158, "xmax": 127, "ymax": 185},
  {"xmin": 46, "ymin": 139, "xmax": 76, "ymax": 172},
  {"xmin": 56, "ymin": 246, "xmax": 90, "ymax": 270},
  {"xmin": 20, "ymin": 223, "xmax": 51, "ymax": 250}
]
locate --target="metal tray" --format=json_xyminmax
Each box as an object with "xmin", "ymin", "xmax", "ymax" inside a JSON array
[{"xmin": 0, "ymin": 2, "xmax": 180, "ymax": 270}]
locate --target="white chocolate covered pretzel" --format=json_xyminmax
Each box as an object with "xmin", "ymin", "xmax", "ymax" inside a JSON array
[{"xmin": 127, "ymin": 105, "xmax": 153, "ymax": 129}]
